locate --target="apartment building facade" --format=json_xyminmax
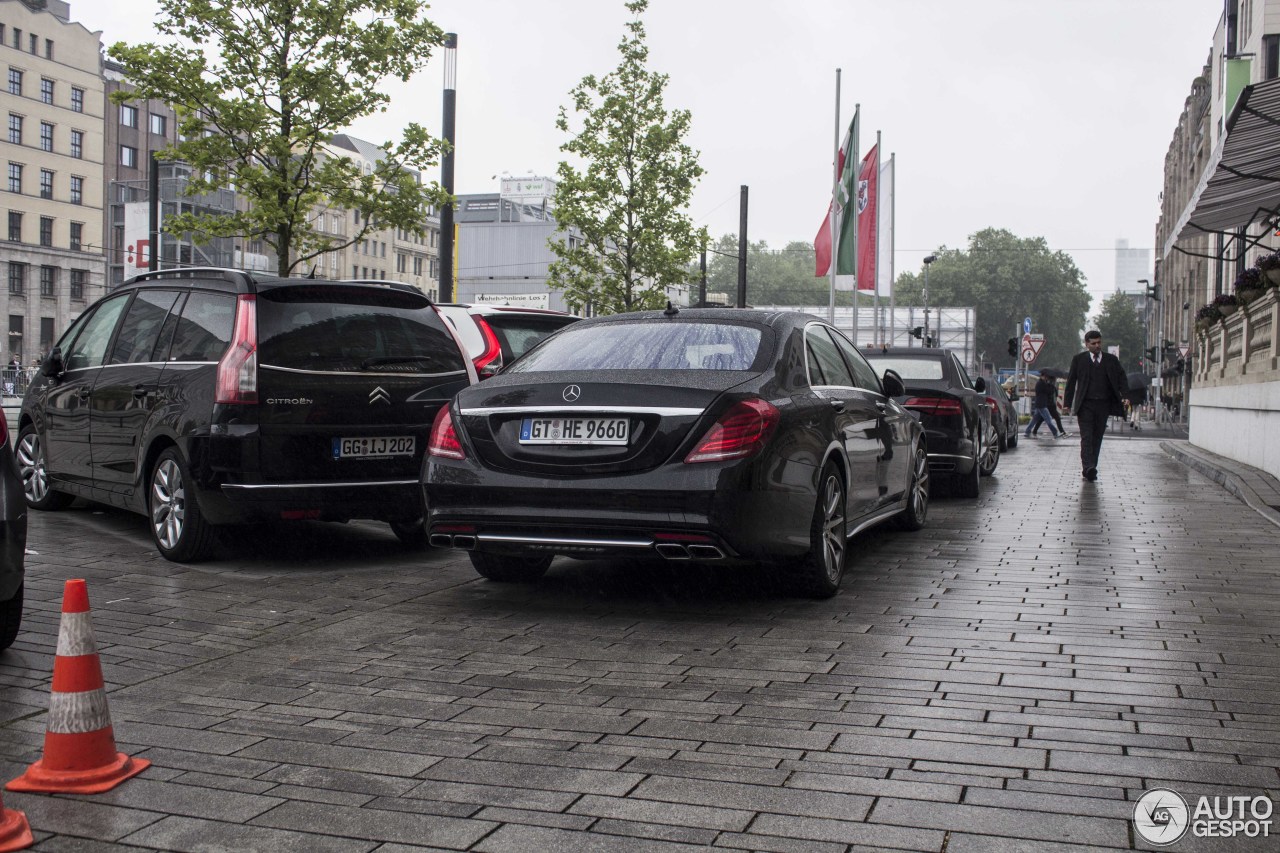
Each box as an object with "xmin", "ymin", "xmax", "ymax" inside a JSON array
[{"xmin": 0, "ymin": 0, "xmax": 105, "ymax": 363}]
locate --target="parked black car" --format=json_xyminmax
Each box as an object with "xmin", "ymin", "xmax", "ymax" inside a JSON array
[
  {"xmin": 17, "ymin": 268, "xmax": 474, "ymax": 562},
  {"xmin": 985, "ymin": 377, "xmax": 1019, "ymax": 451},
  {"xmin": 862, "ymin": 347, "xmax": 996, "ymax": 498},
  {"xmin": 424, "ymin": 308, "xmax": 928, "ymax": 598},
  {"xmin": 0, "ymin": 410, "xmax": 27, "ymax": 650}
]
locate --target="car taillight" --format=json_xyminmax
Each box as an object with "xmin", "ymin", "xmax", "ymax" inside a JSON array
[
  {"xmin": 428, "ymin": 406, "xmax": 466, "ymax": 460},
  {"xmin": 216, "ymin": 294, "xmax": 257, "ymax": 404},
  {"xmin": 903, "ymin": 396, "xmax": 963, "ymax": 416},
  {"xmin": 472, "ymin": 316, "xmax": 503, "ymax": 379},
  {"xmin": 0, "ymin": 412, "xmax": 8, "ymax": 446},
  {"xmin": 984, "ymin": 396, "xmax": 999, "ymax": 410},
  {"xmin": 684, "ymin": 398, "xmax": 780, "ymax": 464}
]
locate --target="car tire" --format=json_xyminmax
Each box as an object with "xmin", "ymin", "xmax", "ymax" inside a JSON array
[
  {"xmin": 794, "ymin": 462, "xmax": 847, "ymax": 599},
  {"xmin": 15, "ymin": 426, "xmax": 73, "ymax": 511},
  {"xmin": 149, "ymin": 447, "xmax": 216, "ymax": 563},
  {"xmin": 389, "ymin": 519, "xmax": 428, "ymax": 549},
  {"xmin": 955, "ymin": 435, "xmax": 981, "ymax": 499},
  {"xmin": 0, "ymin": 582, "xmax": 20, "ymax": 651},
  {"xmin": 1007, "ymin": 429, "xmax": 1018, "ymax": 449},
  {"xmin": 894, "ymin": 442, "xmax": 930, "ymax": 532},
  {"xmin": 469, "ymin": 551, "xmax": 552, "ymax": 583},
  {"xmin": 979, "ymin": 425, "xmax": 1000, "ymax": 477}
]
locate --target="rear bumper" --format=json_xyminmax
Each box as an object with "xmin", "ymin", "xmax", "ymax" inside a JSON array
[
  {"xmin": 203, "ymin": 479, "xmax": 423, "ymax": 524},
  {"xmin": 425, "ymin": 458, "xmax": 815, "ymax": 562}
]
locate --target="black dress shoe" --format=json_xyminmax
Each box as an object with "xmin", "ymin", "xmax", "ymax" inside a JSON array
[{"xmin": 1084, "ymin": 467, "xmax": 1098, "ymax": 481}]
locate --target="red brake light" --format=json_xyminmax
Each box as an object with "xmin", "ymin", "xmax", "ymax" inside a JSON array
[
  {"xmin": 984, "ymin": 396, "xmax": 999, "ymax": 409},
  {"xmin": 428, "ymin": 406, "xmax": 466, "ymax": 460},
  {"xmin": 685, "ymin": 398, "xmax": 780, "ymax": 464},
  {"xmin": 903, "ymin": 396, "xmax": 963, "ymax": 416},
  {"xmin": 216, "ymin": 294, "xmax": 257, "ymax": 404},
  {"xmin": 0, "ymin": 412, "xmax": 8, "ymax": 446},
  {"xmin": 471, "ymin": 316, "xmax": 503, "ymax": 379}
]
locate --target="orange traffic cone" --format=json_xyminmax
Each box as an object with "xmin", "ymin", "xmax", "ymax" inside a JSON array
[
  {"xmin": 6, "ymin": 579, "xmax": 149, "ymax": 795},
  {"xmin": 0, "ymin": 789, "xmax": 32, "ymax": 851}
]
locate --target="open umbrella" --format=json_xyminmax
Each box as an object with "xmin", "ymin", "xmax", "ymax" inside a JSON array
[
  {"xmin": 1039, "ymin": 367, "xmax": 1069, "ymax": 379},
  {"xmin": 1125, "ymin": 372, "xmax": 1149, "ymax": 405}
]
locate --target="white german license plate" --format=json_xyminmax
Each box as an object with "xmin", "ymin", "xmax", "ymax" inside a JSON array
[
  {"xmin": 333, "ymin": 436, "xmax": 415, "ymax": 459},
  {"xmin": 519, "ymin": 417, "xmax": 629, "ymax": 446}
]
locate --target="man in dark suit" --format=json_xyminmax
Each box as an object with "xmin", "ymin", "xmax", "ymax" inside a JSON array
[{"xmin": 1063, "ymin": 330, "xmax": 1128, "ymax": 482}]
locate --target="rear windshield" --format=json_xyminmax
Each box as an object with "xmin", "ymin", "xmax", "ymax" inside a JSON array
[
  {"xmin": 508, "ymin": 321, "xmax": 764, "ymax": 372},
  {"xmin": 863, "ymin": 356, "xmax": 944, "ymax": 380},
  {"xmin": 484, "ymin": 314, "xmax": 578, "ymax": 359},
  {"xmin": 257, "ymin": 285, "xmax": 466, "ymax": 374}
]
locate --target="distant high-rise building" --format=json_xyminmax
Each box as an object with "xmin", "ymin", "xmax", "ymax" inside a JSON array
[{"xmin": 1115, "ymin": 238, "xmax": 1150, "ymax": 293}]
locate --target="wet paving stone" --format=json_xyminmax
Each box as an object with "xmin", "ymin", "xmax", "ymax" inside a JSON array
[{"xmin": 3, "ymin": 439, "xmax": 1279, "ymax": 849}]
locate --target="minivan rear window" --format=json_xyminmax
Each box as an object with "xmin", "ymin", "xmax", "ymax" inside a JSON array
[
  {"xmin": 484, "ymin": 314, "xmax": 578, "ymax": 360},
  {"xmin": 508, "ymin": 321, "xmax": 764, "ymax": 372},
  {"xmin": 256, "ymin": 285, "xmax": 466, "ymax": 374}
]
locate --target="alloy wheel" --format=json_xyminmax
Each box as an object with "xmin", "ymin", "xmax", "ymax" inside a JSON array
[
  {"xmin": 15, "ymin": 432, "xmax": 49, "ymax": 504},
  {"xmin": 820, "ymin": 473, "xmax": 846, "ymax": 583},
  {"xmin": 911, "ymin": 447, "xmax": 930, "ymax": 519},
  {"xmin": 151, "ymin": 457, "xmax": 187, "ymax": 551}
]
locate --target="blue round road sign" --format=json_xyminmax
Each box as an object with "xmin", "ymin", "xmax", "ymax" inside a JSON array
[{"xmin": 1023, "ymin": 317, "xmax": 1032, "ymax": 334}]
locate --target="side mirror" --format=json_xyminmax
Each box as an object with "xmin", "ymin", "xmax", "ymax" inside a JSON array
[
  {"xmin": 41, "ymin": 347, "xmax": 63, "ymax": 377},
  {"xmin": 881, "ymin": 369, "xmax": 905, "ymax": 398},
  {"xmin": 973, "ymin": 376, "xmax": 987, "ymax": 393}
]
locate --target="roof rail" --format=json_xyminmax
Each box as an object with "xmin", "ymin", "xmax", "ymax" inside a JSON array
[{"xmin": 124, "ymin": 267, "xmax": 258, "ymax": 286}]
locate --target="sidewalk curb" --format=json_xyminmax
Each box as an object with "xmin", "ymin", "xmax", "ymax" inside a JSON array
[{"xmin": 1161, "ymin": 440, "xmax": 1280, "ymax": 530}]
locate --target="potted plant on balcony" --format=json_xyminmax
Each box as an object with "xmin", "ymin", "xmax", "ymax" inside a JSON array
[
  {"xmin": 1213, "ymin": 292, "xmax": 1240, "ymax": 318},
  {"xmin": 1257, "ymin": 250, "xmax": 1280, "ymax": 287},
  {"xmin": 1235, "ymin": 267, "xmax": 1266, "ymax": 305},
  {"xmin": 1195, "ymin": 302, "xmax": 1223, "ymax": 333}
]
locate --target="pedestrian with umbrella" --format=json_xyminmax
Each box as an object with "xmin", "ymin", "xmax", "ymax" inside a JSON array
[
  {"xmin": 1031, "ymin": 367, "xmax": 1069, "ymax": 438},
  {"xmin": 1124, "ymin": 372, "xmax": 1150, "ymax": 431}
]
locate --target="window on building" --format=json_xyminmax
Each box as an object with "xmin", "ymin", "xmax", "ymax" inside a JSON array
[
  {"xmin": 120, "ymin": 104, "xmax": 138, "ymax": 128},
  {"xmin": 8, "ymin": 263, "xmax": 26, "ymax": 296},
  {"xmin": 70, "ymin": 129, "xmax": 83, "ymax": 159},
  {"xmin": 353, "ymin": 264, "xmax": 359, "ymax": 278},
  {"xmin": 44, "ymin": 39, "xmax": 53, "ymax": 60},
  {"xmin": 39, "ymin": 266, "xmax": 55, "ymax": 297},
  {"xmin": 6, "ymin": 114, "xmax": 20, "ymax": 145},
  {"xmin": 69, "ymin": 221, "xmax": 82, "ymax": 251},
  {"xmin": 120, "ymin": 145, "xmax": 137, "ymax": 168},
  {"xmin": 0, "ymin": 26, "xmax": 5, "ymax": 46},
  {"xmin": 1265, "ymin": 35, "xmax": 1280, "ymax": 81},
  {"xmin": 39, "ymin": 169, "xmax": 52, "ymax": 199},
  {"xmin": 29, "ymin": 33, "xmax": 37, "ymax": 55},
  {"xmin": 40, "ymin": 317, "xmax": 54, "ymax": 352},
  {"xmin": 8, "ymin": 318, "xmax": 22, "ymax": 362},
  {"xmin": 415, "ymin": 257, "xmax": 425, "ymax": 276},
  {"xmin": 7, "ymin": 163, "xmax": 21, "ymax": 194},
  {"xmin": 7, "ymin": 211, "xmax": 20, "ymax": 242},
  {"xmin": 39, "ymin": 78, "xmax": 52, "ymax": 105},
  {"xmin": 70, "ymin": 87, "xmax": 83, "ymax": 113},
  {"xmin": 39, "ymin": 216, "xmax": 51, "ymax": 247},
  {"xmin": 149, "ymin": 112, "xmax": 166, "ymax": 135},
  {"xmin": 70, "ymin": 176, "xmax": 83, "ymax": 205},
  {"xmin": 70, "ymin": 269, "xmax": 85, "ymax": 301},
  {"xmin": 381, "ymin": 242, "xmax": 387, "ymax": 258},
  {"xmin": 396, "ymin": 253, "xmax": 406, "ymax": 273},
  {"xmin": 39, "ymin": 121, "xmax": 52, "ymax": 152},
  {"xmin": 7, "ymin": 69, "xmax": 21, "ymax": 96}
]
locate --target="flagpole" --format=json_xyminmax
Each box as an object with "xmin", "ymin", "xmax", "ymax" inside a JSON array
[
  {"xmin": 872, "ymin": 130, "xmax": 881, "ymax": 345},
  {"xmin": 850, "ymin": 105, "xmax": 860, "ymax": 346},
  {"xmin": 888, "ymin": 152, "xmax": 896, "ymax": 347},
  {"xmin": 828, "ymin": 70, "xmax": 840, "ymax": 324}
]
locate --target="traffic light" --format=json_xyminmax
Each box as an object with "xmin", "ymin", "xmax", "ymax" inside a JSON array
[
  {"xmin": 1146, "ymin": 346, "xmax": 1158, "ymax": 361},
  {"xmin": 1007, "ymin": 337, "xmax": 1018, "ymax": 357},
  {"xmin": 911, "ymin": 326, "xmax": 923, "ymax": 340}
]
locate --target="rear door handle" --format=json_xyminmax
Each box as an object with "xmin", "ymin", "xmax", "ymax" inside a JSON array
[
  {"xmin": 132, "ymin": 386, "xmax": 149, "ymax": 398},
  {"xmin": 829, "ymin": 399, "xmax": 846, "ymax": 413}
]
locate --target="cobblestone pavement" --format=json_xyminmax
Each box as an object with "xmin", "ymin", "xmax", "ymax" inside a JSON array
[{"xmin": 1, "ymin": 435, "xmax": 1278, "ymax": 851}]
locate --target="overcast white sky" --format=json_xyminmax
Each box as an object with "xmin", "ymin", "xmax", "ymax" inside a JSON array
[{"xmin": 77, "ymin": 0, "xmax": 1222, "ymax": 313}]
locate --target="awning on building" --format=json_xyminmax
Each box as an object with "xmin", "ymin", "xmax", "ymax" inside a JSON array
[{"xmin": 1164, "ymin": 77, "xmax": 1280, "ymax": 260}]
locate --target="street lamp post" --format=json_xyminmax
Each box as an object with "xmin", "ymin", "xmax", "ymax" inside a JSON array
[{"xmin": 922, "ymin": 254, "xmax": 937, "ymax": 346}]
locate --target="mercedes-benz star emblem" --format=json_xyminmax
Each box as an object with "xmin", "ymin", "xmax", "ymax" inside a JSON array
[
  {"xmin": 369, "ymin": 386, "xmax": 391, "ymax": 405},
  {"xmin": 562, "ymin": 385, "xmax": 581, "ymax": 402}
]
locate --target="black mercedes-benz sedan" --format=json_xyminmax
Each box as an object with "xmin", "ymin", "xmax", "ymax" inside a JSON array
[
  {"xmin": 862, "ymin": 347, "xmax": 997, "ymax": 498},
  {"xmin": 424, "ymin": 308, "xmax": 928, "ymax": 597}
]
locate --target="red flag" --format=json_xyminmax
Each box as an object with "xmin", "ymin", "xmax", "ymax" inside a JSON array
[
  {"xmin": 815, "ymin": 116, "xmax": 857, "ymax": 277},
  {"xmin": 856, "ymin": 144, "xmax": 878, "ymax": 292}
]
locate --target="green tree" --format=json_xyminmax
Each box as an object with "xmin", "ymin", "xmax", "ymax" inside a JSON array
[
  {"xmin": 892, "ymin": 228, "xmax": 1091, "ymax": 369},
  {"xmin": 696, "ymin": 235, "xmax": 856, "ymax": 307},
  {"xmin": 549, "ymin": 0, "xmax": 706, "ymax": 314},
  {"xmin": 109, "ymin": 0, "xmax": 451, "ymax": 277},
  {"xmin": 1093, "ymin": 291, "xmax": 1146, "ymax": 372}
]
